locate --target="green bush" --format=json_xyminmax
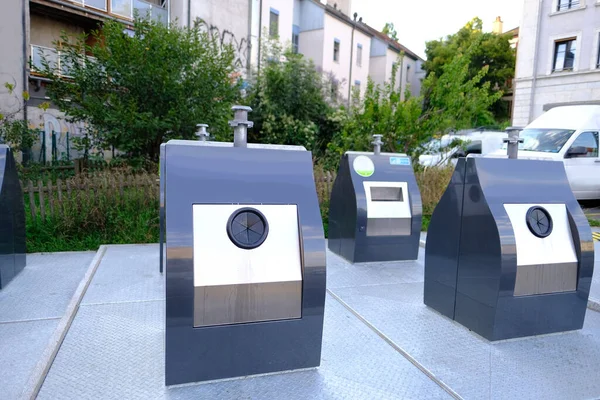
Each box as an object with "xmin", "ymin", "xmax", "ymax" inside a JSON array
[
  {"xmin": 24, "ymin": 172, "xmax": 158, "ymax": 253},
  {"xmin": 22, "ymin": 166, "xmax": 454, "ymax": 252}
]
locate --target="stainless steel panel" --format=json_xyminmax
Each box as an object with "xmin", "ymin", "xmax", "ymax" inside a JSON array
[
  {"xmin": 192, "ymin": 204, "xmax": 303, "ymax": 327},
  {"xmin": 194, "ymin": 281, "xmax": 302, "ymax": 327},
  {"xmin": 367, "ymin": 218, "xmax": 412, "ymax": 237},
  {"xmin": 514, "ymin": 262, "xmax": 578, "ymax": 296}
]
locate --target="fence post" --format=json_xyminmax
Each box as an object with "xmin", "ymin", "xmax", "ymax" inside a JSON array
[
  {"xmin": 27, "ymin": 180, "xmax": 36, "ymax": 220},
  {"xmin": 57, "ymin": 179, "xmax": 63, "ymax": 216},
  {"xmin": 37, "ymin": 180, "xmax": 46, "ymax": 220},
  {"xmin": 47, "ymin": 181, "xmax": 54, "ymax": 218},
  {"xmin": 66, "ymin": 132, "xmax": 70, "ymax": 161}
]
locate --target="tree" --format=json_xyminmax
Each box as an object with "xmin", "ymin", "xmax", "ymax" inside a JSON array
[
  {"xmin": 423, "ymin": 17, "xmax": 516, "ymax": 122},
  {"xmin": 324, "ymin": 45, "xmax": 502, "ymax": 170},
  {"xmin": 382, "ymin": 22, "xmax": 399, "ymax": 42},
  {"xmin": 39, "ymin": 17, "xmax": 240, "ymax": 164},
  {"xmin": 247, "ymin": 39, "xmax": 339, "ymax": 158},
  {"xmin": 0, "ymin": 82, "xmax": 42, "ymax": 158}
]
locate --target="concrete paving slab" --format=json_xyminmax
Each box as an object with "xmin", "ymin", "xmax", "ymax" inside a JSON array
[
  {"xmin": 0, "ymin": 319, "xmax": 59, "ymax": 400},
  {"xmin": 327, "ymin": 249, "xmax": 425, "ymax": 290},
  {"xmin": 38, "ymin": 293, "xmax": 451, "ymax": 400},
  {"xmin": 0, "ymin": 251, "xmax": 95, "ymax": 400},
  {"xmin": 82, "ymin": 244, "xmax": 164, "ymax": 306},
  {"xmin": 0, "ymin": 252, "xmax": 95, "ymax": 323},
  {"xmin": 331, "ymin": 282, "xmax": 600, "ymax": 400}
]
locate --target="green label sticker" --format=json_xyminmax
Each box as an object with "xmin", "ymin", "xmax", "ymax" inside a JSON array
[{"xmin": 353, "ymin": 155, "xmax": 375, "ymax": 177}]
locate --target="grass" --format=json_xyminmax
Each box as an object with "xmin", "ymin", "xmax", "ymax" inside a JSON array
[
  {"xmin": 22, "ymin": 166, "xmax": 453, "ymax": 252},
  {"xmin": 589, "ymin": 218, "xmax": 600, "ymax": 228}
]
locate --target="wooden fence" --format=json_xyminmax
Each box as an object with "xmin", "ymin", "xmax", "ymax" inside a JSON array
[
  {"xmin": 21, "ymin": 172, "xmax": 160, "ymax": 220},
  {"xmin": 21, "ymin": 170, "xmax": 337, "ymax": 220}
]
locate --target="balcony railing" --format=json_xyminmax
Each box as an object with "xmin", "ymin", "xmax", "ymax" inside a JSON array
[
  {"xmin": 31, "ymin": 45, "xmax": 74, "ymax": 78},
  {"xmin": 64, "ymin": 0, "xmax": 168, "ymax": 24}
]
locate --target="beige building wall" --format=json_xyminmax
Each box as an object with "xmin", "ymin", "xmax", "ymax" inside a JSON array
[
  {"xmin": 30, "ymin": 14, "xmax": 85, "ymax": 48},
  {"xmin": 350, "ymin": 29, "xmax": 371, "ymax": 98},
  {"xmin": 368, "ymin": 56, "xmax": 386, "ymax": 87},
  {"xmin": 322, "ymin": 13, "xmax": 353, "ymax": 95},
  {"xmin": 0, "ymin": 0, "xmax": 26, "ymax": 124},
  {"xmin": 298, "ymin": 29, "xmax": 325, "ymax": 68},
  {"xmin": 262, "ymin": 0, "xmax": 294, "ymax": 48},
  {"xmin": 513, "ymin": 0, "xmax": 600, "ymax": 126}
]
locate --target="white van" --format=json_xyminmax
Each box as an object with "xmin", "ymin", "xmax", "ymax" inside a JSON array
[{"xmin": 491, "ymin": 105, "xmax": 600, "ymax": 200}]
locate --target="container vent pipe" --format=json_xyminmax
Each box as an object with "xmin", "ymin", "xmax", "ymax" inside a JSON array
[
  {"xmin": 504, "ymin": 127, "xmax": 524, "ymax": 159},
  {"xmin": 372, "ymin": 134, "xmax": 383, "ymax": 155},
  {"xmin": 229, "ymin": 106, "xmax": 253, "ymax": 148}
]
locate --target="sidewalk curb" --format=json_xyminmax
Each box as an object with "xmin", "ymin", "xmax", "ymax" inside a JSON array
[{"xmin": 20, "ymin": 246, "xmax": 108, "ymax": 400}]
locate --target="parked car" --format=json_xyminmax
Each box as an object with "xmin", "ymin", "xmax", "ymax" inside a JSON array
[
  {"xmin": 418, "ymin": 131, "xmax": 507, "ymax": 167},
  {"xmin": 488, "ymin": 105, "xmax": 600, "ymax": 200}
]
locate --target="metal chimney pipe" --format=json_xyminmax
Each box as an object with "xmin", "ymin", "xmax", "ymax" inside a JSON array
[
  {"xmin": 196, "ymin": 124, "xmax": 209, "ymax": 142},
  {"xmin": 504, "ymin": 127, "xmax": 524, "ymax": 159},
  {"xmin": 229, "ymin": 105, "xmax": 254, "ymax": 148},
  {"xmin": 372, "ymin": 134, "xmax": 383, "ymax": 155}
]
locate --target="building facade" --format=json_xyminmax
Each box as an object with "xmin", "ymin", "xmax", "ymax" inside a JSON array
[
  {"xmin": 0, "ymin": 0, "xmax": 169, "ymax": 162},
  {"xmin": 512, "ymin": 0, "xmax": 600, "ymax": 127}
]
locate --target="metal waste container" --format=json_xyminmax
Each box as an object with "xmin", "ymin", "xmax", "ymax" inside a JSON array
[
  {"xmin": 0, "ymin": 145, "xmax": 26, "ymax": 289},
  {"xmin": 160, "ymin": 107, "xmax": 326, "ymax": 385},
  {"xmin": 424, "ymin": 151, "xmax": 595, "ymax": 340},
  {"xmin": 328, "ymin": 135, "xmax": 422, "ymax": 262}
]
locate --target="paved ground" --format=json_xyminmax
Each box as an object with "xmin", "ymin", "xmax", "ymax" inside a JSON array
[
  {"xmin": 580, "ymin": 200, "xmax": 600, "ymax": 223},
  {"xmin": 0, "ymin": 252, "xmax": 95, "ymax": 400},
  {"xmin": 2, "ymin": 240, "xmax": 599, "ymax": 400}
]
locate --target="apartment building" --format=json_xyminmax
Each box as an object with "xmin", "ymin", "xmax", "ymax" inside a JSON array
[
  {"xmin": 367, "ymin": 27, "xmax": 424, "ymax": 100},
  {"xmin": 512, "ymin": 0, "xmax": 600, "ymax": 127},
  {"xmin": 0, "ymin": 0, "xmax": 168, "ymax": 162}
]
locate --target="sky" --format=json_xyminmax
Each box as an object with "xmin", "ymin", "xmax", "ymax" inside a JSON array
[{"xmin": 351, "ymin": 0, "xmax": 525, "ymax": 59}]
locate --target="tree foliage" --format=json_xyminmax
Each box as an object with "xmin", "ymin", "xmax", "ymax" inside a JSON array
[
  {"xmin": 424, "ymin": 17, "xmax": 515, "ymax": 121},
  {"xmin": 382, "ymin": 23, "xmax": 399, "ymax": 42},
  {"xmin": 247, "ymin": 40, "xmax": 339, "ymax": 157},
  {"xmin": 0, "ymin": 82, "xmax": 42, "ymax": 155},
  {"xmin": 39, "ymin": 17, "xmax": 240, "ymax": 164},
  {"xmin": 324, "ymin": 45, "xmax": 502, "ymax": 170}
]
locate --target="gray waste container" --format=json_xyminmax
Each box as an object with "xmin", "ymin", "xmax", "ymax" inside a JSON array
[
  {"xmin": 0, "ymin": 145, "xmax": 26, "ymax": 289},
  {"xmin": 424, "ymin": 153, "xmax": 595, "ymax": 341},
  {"xmin": 160, "ymin": 107, "xmax": 326, "ymax": 385},
  {"xmin": 328, "ymin": 135, "xmax": 422, "ymax": 262}
]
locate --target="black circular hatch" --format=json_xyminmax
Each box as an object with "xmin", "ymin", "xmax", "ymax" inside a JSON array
[
  {"xmin": 526, "ymin": 206, "xmax": 553, "ymax": 238},
  {"xmin": 226, "ymin": 207, "xmax": 269, "ymax": 249}
]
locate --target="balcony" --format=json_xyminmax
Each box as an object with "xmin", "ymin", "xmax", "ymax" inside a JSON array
[
  {"xmin": 30, "ymin": 45, "xmax": 74, "ymax": 78},
  {"xmin": 58, "ymin": 0, "xmax": 169, "ymax": 24}
]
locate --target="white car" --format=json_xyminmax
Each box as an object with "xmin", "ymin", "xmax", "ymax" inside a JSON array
[
  {"xmin": 488, "ymin": 105, "xmax": 600, "ymax": 200},
  {"xmin": 419, "ymin": 131, "xmax": 507, "ymax": 167}
]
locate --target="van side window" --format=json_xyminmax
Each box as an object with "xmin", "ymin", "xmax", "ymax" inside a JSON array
[{"xmin": 568, "ymin": 132, "xmax": 598, "ymax": 157}]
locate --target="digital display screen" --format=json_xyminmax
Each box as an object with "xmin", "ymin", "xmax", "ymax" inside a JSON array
[{"xmin": 370, "ymin": 187, "xmax": 403, "ymax": 202}]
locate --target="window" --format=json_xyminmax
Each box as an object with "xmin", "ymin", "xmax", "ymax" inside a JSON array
[
  {"xmin": 556, "ymin": 0, "xmax": 580, "ymax": 12},
  {"xmin": 292, "ymin": 25, "xmax": 300, "ymax": 54},
  {"xmin": 356, "ymin": 44, "xmax": 362, "ymax": 67},
  {"xmin": 354, "ymin": 80, "xmax": 361, "ymax": 92},
  {"xmin": 553, "ymin": 38, "xmax": 576, "ymax": 72},
  {"xmin": 569, "ymin": 132, "xmax": 599, "ymax": 157},
  {"xmin": 333, "ymin": 39, "xmax": 340, "ymax": 62},
  {"xmin": 269, "ymin": 8, "xmax": 279, "ymax": 38},
  {"xmin": 406, "ymin": 65, "xmax": 410, "ymax": 83}
]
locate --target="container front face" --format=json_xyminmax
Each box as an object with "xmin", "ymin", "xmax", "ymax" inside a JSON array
[
  {"xmin": 504, "ymin": 203, "xmax": 578, "ymax": 296},
  {"xmin": 363, "ymin": 181, "xmax": 412, "ymax": 237},
  {"xmin": 164, "ymin": 142, "xmax": 326, "ymax": 385},
  {"xmin": 344, "ymin": 152, "xmax": 422, "ymax": 262},
  {"xmin": 192, "ymin": 204, "xmax": 302, "ymax": 327}
]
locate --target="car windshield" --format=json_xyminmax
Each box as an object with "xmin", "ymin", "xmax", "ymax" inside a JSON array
[
  {"xmin": 501, "ymin": 129, "xmax": 575, "ymax": 153},
  {"xmin": 424, "ymin": 136, "xmax": 466, "ymax": 152}
]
